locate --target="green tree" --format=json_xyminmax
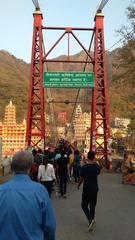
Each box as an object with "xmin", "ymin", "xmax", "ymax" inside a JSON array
[
  {"xmin": 109, "ymin": 1, "xmax": 135, "ymax": 121},
  {"xmin": 115, "ymin": 0, "xmax": 135, "ymax": 85},
  {"xmin": 128, "ymin": 119, "xmax": 135, "ymax": 133}
]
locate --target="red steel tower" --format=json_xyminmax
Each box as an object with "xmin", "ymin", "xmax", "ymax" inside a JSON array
[
  {"xmin": 26, "ymin": 8, "xmax": 45, "ymax": 150},
  {"xmin": 90, "ymin": 11, "xmax": 111, "ymax": 168}
]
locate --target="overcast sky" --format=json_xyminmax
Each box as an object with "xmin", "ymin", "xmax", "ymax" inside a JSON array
[{"xmin": 0, "ymin": 0, "xmax": 131, "ymax": 63}]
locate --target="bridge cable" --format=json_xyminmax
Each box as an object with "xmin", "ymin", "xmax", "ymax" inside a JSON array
[
  {"xmin": 65, "ymin": 18, "xmax": 134, "ymax": 138},
  {"xmin": 42, "ymin": 39, "xmax": 58, "ymax": 144},
  {"xmin": 65, "ymin": 31, "xmax": 95, "ymax": 137}
]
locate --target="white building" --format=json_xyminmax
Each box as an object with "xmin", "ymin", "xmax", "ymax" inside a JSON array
[
  {"xmin": 73, "ymin": 105, "xmax": 91, "ymax": 146},
  {"xmin": 114, "ymin": 117, "xmax": 131, "ymax": 129},
  {"xmin": 57, "ymin": 127, "xmax": 65, "ymax": 139}
]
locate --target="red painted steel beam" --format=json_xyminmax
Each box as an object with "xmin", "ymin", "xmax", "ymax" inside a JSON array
[
  {"xmin": 26, "ymin": 10, "xmax": 45, "ymax": 150},
  {"xmin": 44, "ymin": 59, "xmax": 93, "ymax": 63},
  {"xmin": 90, "ymin": 12, "xmax": 111, "ymax": 169},
  {"xmin": 45, "ymin": 31, "xmax": 67, "ymax": 58},
  {"xmin": 42, "ymin": 26, "xmax": 95, "ymax": 31},
  {"xmin": 42, "ymin": 27, "xmax": 94, "ymax": 61},
  {"xmin": 71, "ymin": 31, "xmax": 94, "ymax": 61}
]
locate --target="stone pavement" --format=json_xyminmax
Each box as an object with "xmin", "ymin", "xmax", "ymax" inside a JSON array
[{"xmin": 52, "ymin": 173, "xmax": 135, "ymax": 240}]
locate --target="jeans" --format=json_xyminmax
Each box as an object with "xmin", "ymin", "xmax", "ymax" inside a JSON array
[
  {"xmin": 81, "ymin": 191, "xmax": 98, "ymax": 221},
  {"xmin": 59, "ymin": 174, "xmax": 67, "ymax": 196},
  {"xmin": 41, "ymin": 181, "xmax": 53, "ymax": 197},
  {"xmin": 73, "ymin": 165, "xmax": 80, "ymax": 183}
]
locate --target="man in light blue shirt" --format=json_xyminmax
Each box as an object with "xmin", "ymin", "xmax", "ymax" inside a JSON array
[{"xmin": 0, "ymin": 150, "xmax": 56, "ymax": 240}]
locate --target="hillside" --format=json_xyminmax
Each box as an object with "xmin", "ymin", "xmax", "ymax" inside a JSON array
[
  {"xmin": 108, "ymin": 44, "xmax": 135, "ymax": 122},
  {"xmin": 0, "ymin": 50, "xmax": 29, "ymax": 122},
  {"xmin": 0, "ymin": 48, "xmax": 134, "ymax": 124}
]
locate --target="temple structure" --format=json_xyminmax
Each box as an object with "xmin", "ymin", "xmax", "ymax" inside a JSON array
[{"xmin": 0, "ymin": 101, "xmax": 26, "ymax": 157}]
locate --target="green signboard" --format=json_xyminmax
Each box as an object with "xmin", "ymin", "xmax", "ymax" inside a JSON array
[{"xmin": 43, "ymin": 72, "xmax": 94, "ymax": 88}]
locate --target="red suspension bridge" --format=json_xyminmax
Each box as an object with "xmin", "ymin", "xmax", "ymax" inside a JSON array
[{"xmin": 26, "ymin": 0, "xmax": 111, "ymax": 169}]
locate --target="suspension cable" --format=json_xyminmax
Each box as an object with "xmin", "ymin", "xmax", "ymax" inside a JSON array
[
  {"xmin": 66, "ymin": 27, "xmax": 96, "ymax": 137},
  {"xmin": 43, "ymin": 39, "xmax": 58, "ymax": 144},
  {"xmin": 43, "ymin": 0, "xmax": 133, "ymax": 142},
  {"xmin": 97, "ymin": 0, "xmax": 110, "ymax": 12},
  {"xmin": 65, "ymin": 15, "xmax": 134, "ymax": 138},
  {"xmin": 106, "ymin": 28, "xmax": 135, "ymax": 53},
  {"xmin": 32, "ymin": 0, "xmax": 40, "ymax": 10}
]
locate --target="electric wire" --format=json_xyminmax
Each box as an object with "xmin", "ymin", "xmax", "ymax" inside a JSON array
[{"xmin": 43, "ymin": 39, "xmax": 58, "ymax": 143}]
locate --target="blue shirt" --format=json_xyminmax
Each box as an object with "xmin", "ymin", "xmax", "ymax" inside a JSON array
[{"xmin": 0, "ymin": 174, "xmax": 56, "ymax": 240}]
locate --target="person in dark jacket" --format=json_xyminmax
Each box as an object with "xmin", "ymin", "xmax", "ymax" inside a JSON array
[
  {"xmin": 77, "ymin": 151, "xmax": 101, "ymax": 231},
  {"xmin": 73, "ymin": 149, "xmax": 81, "ymax": 183},
  {"xmin": 57, "ymin": 150, "xmax": 69, "ymax": 198},
  {"xmin": 30, "ymin": 148, "xmax": 43, "ymax": 182}
]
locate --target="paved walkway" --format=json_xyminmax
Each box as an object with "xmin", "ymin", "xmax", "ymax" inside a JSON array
[
  {"xmin": 52, "ymin": 173, "xmax": 135, "ymax": 240},
  {"xmin": 1, "ymin": 173, "xmax": 135, "ymax": 239}
]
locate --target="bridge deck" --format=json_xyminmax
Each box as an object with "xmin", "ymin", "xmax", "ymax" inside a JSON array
[
  {"xmin": 0, "ymin": 173, "xmax": 135, "ymax": 239},
  {"xmin": 53, "ymin": 173, "xmax": 135, "ymax": 240}
]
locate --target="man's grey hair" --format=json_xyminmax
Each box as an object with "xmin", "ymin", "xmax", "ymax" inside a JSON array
[{"xmin": 11, "ymin": 150, "xmax": 34, "ymax": 173}]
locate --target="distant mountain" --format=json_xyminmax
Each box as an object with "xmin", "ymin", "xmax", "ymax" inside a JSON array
[{"xmin": 0, "ymin": 48, "xmax": 134, "ymax": 124}]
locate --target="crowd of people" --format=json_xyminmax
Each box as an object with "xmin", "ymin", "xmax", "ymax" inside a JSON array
[
  {"xmin": 30, "ymin": 139, "xmax": 83, "ymax": 198},
  {"xmin": 0, "ymin": 139, "xmax": 102, "ymax": 239},
  {"xmin": 2, "ymin": 139, "xmax": 135, "ymax": 239},
  {"xmin": 29, "ymin": 139, "xmax": 102, "ymax": 232}
]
